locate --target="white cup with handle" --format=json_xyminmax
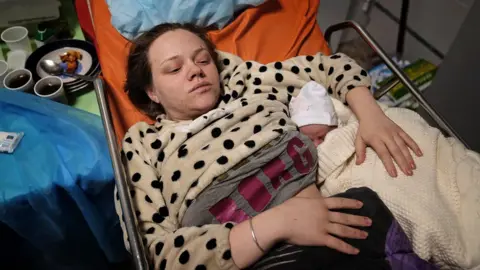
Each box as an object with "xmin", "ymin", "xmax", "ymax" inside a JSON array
[
  {"xmin": 3, "ymin": 68, "xmax": 34, "ymax": 92},
  {"xmin": 34, "ymin": 76, "xmax": 68, "ymax": 104},
  {"xmin": 0, "ymin": 60, "xmax": 9, "ymax": 88},
  {"xmin": 1, "ymin": 26, "xmax": 33, "ymax": 55}
]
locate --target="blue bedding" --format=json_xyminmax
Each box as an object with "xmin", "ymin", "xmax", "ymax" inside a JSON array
[
  {"xmin": 0, "ymin": 90, "xmax": 128, "ymax": 268},
  {"xmin": 107, "ymin": 0, "xmax": 267, "ymax": 39}
]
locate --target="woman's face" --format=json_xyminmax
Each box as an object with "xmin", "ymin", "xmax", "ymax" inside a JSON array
[{"xmin": 147, "ymin": 29, "xmax": 220, "ymax": 121}]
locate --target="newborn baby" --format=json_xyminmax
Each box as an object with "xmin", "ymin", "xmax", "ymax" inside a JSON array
[{"xmin": 289, "ymin": 81, "xmax": 338, "ymax": 146}]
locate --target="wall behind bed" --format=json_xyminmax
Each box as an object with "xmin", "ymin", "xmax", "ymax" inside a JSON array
[{"xmin": 317, "ymin": 0, "xmax": 474, "ymax": 66}]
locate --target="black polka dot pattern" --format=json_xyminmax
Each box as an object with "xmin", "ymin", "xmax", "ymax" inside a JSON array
[
  {"xmin": 206, "ymin": 238, "xmax": 217, "ymax": 250},
  {"xmin": 274, "ymin": 62, "xmax": 282, "ymax": 69},
  {"xmin": 231, "ymin": 90, "xmax": 239, "ymax": 99},
  {"xmin": 279, "ymin": 119, "xmax": 286, "ymax": 126},
  {"xmin": 159, "ymin": 206, "xmax": 169, "ymax": 217},
  {"xmin": 319, "ymin": 63, "xmax": 324, "ymax": 71},
  {"xmin": 186, "ymin": 199, "xmax": 193, "ymax": 207},
  {"xmin": 231, "ymin": 127, "xmax": 240, "ymax": 132},
  {"xmin": 275, "ymin": 73, "xmax": 284, "ymax": 82},
  {"xmin": 170, "ymin": 193, "xmax": 178, "ymax": 204},
  {"xmin": 331, "ymin": 54, "xmax": 342, "ymax": 59},
  {"xmin": 328, "ymin": 67, "xmax": 334, "ymax": 75},
  {"xmin": 241, "ymin": 116, "xmax": 250, "ymax": 122},
  {"xmin": 225, "ymin": 223, "xmax": 234, "ymax": 229},
  {"xmin": 160, "ymin": 259, "xmax": 167, "ymax": 270},
  {"xmin": 132, "ymin": 172, "xmax": 141, "ymax": 182},
  {"xmin": 254, "ymin": 89, "xmax": 262, "ymax": 94},
  {"xmin": 139, "ymin": 131, "xmax": 144, "ymax": 138},
  {"xmin": 267, "ymin": 94, "xmax": 276, "ymax": 100},
  {"xmin": 354, "ymin": 75, "xmax": 361, "ymax": 81},
  {"xmin": 172, "ymin": 170, "xmax": 181, "ymax": 181},
  {"xmin": 211, "ymin": 128, "xmax": 222, "ymax": 138},
  {"xmin": 254, "ymin": 125, "xmax": 262, "ymax": 134},
  {"xmin": 223, "ymin": 139, "xmax": 234, "ymax": 149},
  {"xmin": 253, "ymin": 78, "xmax": 262, "ymax": 85},
  {"xmin": 125, "ymin": 137, "xmax": 132, "ymax": 144},
  {"xmin": 291, "ymin": 66, "xmax": 300, "ymax": 74},
  {"xmin": 195, "ymin": 265, "xmax": 207, "ymax": 270},
  {"xmin": 328, "ymin": 86, "xmax": 333, "ymax": 94},
  {"xmin": 244, "ymin": 140, "xmax": 256, "ymax": 148},
  {"xmin": 191, "ymin": 180, "xmax": 199, "ymax": 188},
  {"xmin": 347, "ymin": 84, "xmax": 356, "ymax": 90},
  {"xmin": 287, "ymin": 85, "xmax": 295, "ymax": 93},
  {"xmin": 170, "ymin": 133, "xmax": 175, "ymax": 140},
  {"xmin": 217, "ymin": 156, "xmax": 229, "ymax": 165},
  {"xmin": 152, "ymin": 213, "xmax": 165, "ymax": 223},
  {"xmin": 336, "ymin": 74, "xmax": 344, "ymax": 82},
  {"xmin": 155, "ymin": 242, "xmax": 164, "ymax": 255},
  {"xmin": 222, "ymin": 250, "xmax": 232, "ymax": 260},
  {"xmin": 306, "ymin": 55, "xmax": 314, "ymax": 61},
  {"xmin": 179, "ymin": 250, "xmax": 190, "ymax": 264},
  {"xmin": 158, "ymin": 151, "xmax": 165, "ymax": 162},
  {"xmin": 174, "ymin": 235, "xmax": 185, "ymax": 248},
  {"xmin": 151, "ymin": 139, "xmax": 162, "ymax": 149},
  {"xmin": 361, "ymin": 69, "xmax": 368, "ymax": 76},
  {"xmin": 223, "ymin": 58, "xmax": 230, "ymax": 66},
  {"xmin": 256, "ymin": 105, "xmax": 264, "ymax": 113},
  {"xmin": 194, "ymin": 161, "xmax": 205, "ymax": 170},
  {"xmin": 246, "ymin": 62, "xmax": 252, "ymax": 69},
  {"xmin": 151, "ymin": 179, "xmax": 163, "ymax": 190},
  {"xmin": 344, "ymin": 64, "xmax": 352, "ymax": 71},
  {"xmin": 146, "ymin": 128, "xmax": 156, "ymax": 134},
  {"xmin": 259, "ymin": 66, "xmax": 267, "ymax": 72},
  {"xmin": 145, "ymin": 195, "xmax": 152, "ymax": 203},
  {"xmin": 223, "ymin": 94, "xmax": 231, "ymax": 103},
  {"xmin": 126, "ymin": 151, "xmax": 133, "ymax": 161},
  {"xmin": 146, "ymin": 227, "xmax": 155, "ymax": 234},
  {"xmin": 304, "ymin": 67, "xmax": 311, "ymax": 73},
  {"xmin": 201, "ymin": 144, "xmax": 210, "ymax": 150}
]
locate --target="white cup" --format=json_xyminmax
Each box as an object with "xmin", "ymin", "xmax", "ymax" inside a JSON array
[
  {"xmin": 3, "ymin": 68, "xmax": 34, "ymax": 92},
  {"xmin": 0, "ymin": 60, "xmax": 9, "ymax": 88},
  {"xmin": 34, "ymin": 76, "xmax": 68, "ymax": 104},
  {"xmin": 1, "ymin": 26, "xmax": 33, "ymax": 55}
]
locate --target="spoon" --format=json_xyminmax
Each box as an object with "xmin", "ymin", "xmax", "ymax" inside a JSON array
[{"xmin": 40, "ymin": 59, "xmax": 96, "ymax": 82}]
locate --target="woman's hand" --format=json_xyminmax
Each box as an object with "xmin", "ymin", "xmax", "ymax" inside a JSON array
[
  {"xmin": 346, "ymin": 86, "xmax": 423, "ymax": 177},
  {"xmin": 278, "ymin": 195, "xmax": 371, "ymax": 255},
  {"xmin": 355, "ymin": 113, "xmax": 422, "ymax": 177}
]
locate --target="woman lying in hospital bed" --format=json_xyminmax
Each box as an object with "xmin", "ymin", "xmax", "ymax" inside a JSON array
[{"xmin": 115, "ymin": 23, "xmax": 480, "ymax": 269}]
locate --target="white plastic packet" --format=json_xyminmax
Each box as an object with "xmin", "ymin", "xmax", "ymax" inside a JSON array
[{"xmin": 0, "ymin": 131, "xmax": 24, "ymax": 154}]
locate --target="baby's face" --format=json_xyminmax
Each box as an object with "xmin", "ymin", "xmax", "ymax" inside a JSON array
[{"xmin": 299, "ymin": 124, "xmax": 336, "ymax": 146}]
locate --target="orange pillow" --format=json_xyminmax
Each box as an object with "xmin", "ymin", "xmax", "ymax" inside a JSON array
[{"xmin": 90, "ymin": 0, "xmax": 331, "ymax": 142}]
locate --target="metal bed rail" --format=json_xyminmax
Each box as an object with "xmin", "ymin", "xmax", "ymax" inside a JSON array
[
  {"xmin": 93, "ymin": 79, "xmax": 148, "ymax": 270},
  {"xmin": 324, "ymin": 20, "xmax": 461, "ymax": 141}
]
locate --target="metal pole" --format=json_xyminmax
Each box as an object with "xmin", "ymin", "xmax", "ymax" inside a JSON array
[
  {"xmin": 93, "ymin": 78, "xmax": 149, "ymax": 270},
  {"xmin": 396, "ymin": 0, "xmax": 410, "ymax": 57},
  {"xmin": 325, "ymin": 21, "xmax": 462, "ymax": 142}
]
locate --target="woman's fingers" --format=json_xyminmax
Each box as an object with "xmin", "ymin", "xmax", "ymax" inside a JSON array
[
  {"xmin": 328, "ymin": 211, "xmax": 372, "ymax": 227},
  {"xmin": 399, "ymin": 130, "xmax": 423, "ymax": 157},
  {"xmin": 354, "ymin": 135, "xmax": 367, "ymax": 165},
  {"xmin": 327, "ymin": 223, "xmax": 368, "ymax": 239},
  {"xmin": 324, "ymin": 197, "xmax": 363, "ymax": 210},
  {"xmin": 371, "ymin": 140, "xmax": 397, "ymax": 177},
  {"xmin": 324, "ymin": 235, "xmax": 360, "ymax": 255},
  {"xmin": 384, "ymin": 136, "xmax": 412, "ymax": 176},
  {"xmin": 394, "ymin": 135, "xmax": 416, "ymax": 170}
]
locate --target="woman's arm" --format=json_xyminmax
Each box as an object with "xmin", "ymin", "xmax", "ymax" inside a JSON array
[
  {"xmin": 115, "ymin": 123, "xmax": 238, "ymax": 270},
  {"xmin": 346, "ymin": 86, "xmax": 422, "ymax": 177}
]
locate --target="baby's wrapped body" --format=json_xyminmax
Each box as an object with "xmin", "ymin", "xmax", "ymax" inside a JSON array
[{"xmin": 116, "ymin": 50, "xmax": 434, "ymax": 269}]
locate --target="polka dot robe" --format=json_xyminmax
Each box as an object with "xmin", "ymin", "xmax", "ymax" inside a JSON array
[{"xmin": 114, "ymin": 51, "xmax": 371, "ymax": 270}]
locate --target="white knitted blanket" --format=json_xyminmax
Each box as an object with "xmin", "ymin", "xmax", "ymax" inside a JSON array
[{"xmin": 316, "ymin": 99, "xmax": 480, "ymax": 269}]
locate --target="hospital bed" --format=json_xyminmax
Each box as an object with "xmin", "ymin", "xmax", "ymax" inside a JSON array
[{"xmin": 77, "ymin": 0, "xmax": 471, "ymax": 268}]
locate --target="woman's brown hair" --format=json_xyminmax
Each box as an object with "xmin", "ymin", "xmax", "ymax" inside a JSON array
[{"xmin": 124, "ymin": 23, "xmax": 219, "ymax": 117}]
